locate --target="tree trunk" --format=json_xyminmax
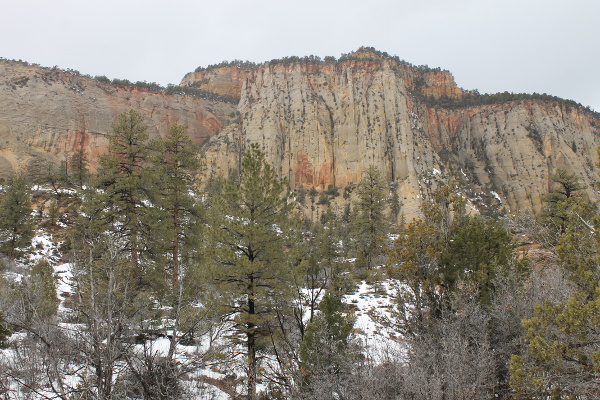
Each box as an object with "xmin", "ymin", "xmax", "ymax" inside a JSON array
[
  {"xmin": 247, "ymin": 278, "xmax": 257, "ymax": 400},
  {"xmin": 172, "ymin": 195, "xmax": 180, "ymax": 288}
]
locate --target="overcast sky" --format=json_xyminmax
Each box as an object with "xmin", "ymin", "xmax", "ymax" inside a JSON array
[{"xmin": 2, "ymin": 0, "xmax": 599, "ymax": 111}]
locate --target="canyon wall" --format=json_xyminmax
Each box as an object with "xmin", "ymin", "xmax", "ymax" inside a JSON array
[
  {"xmin": 0, "ymin": 59, "xmax": 235, "ymax": 173},
  {"xmin": 196, "ymin": 56, "xmax": 600, "ymax": 217},
  {"xmin": 2, "ymin": 51, "xmax": 599, "ymax": 219}
]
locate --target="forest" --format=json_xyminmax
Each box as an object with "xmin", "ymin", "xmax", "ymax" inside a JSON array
[{"xmin": 0, "ymin": 110, "xmax": 599, "ymax": 400}]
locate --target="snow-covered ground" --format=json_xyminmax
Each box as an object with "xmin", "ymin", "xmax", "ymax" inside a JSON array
[
  {"xmin": 344, "ymin": 279, "xmax": 407, "ymax": 361},
  {"xmin": 1, "ymin": 230, "xmax": 408, "ymax": 399}
]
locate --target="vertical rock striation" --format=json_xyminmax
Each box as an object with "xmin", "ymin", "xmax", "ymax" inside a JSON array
[
  {"xmin": 0, "ymin": 59, "xmax": 236, "ymax": 173},
  {"xmin": 199, "ymin": 53, "xmax": 600, "ymax": 216}
]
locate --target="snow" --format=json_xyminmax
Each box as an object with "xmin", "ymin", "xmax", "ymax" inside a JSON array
[
  {"xmin": 2, "ymin": 226, "xmax": 409, "ymax": 399},
  {"xmin": 54, "ymin": 263, "xmax": 72, "ymax": 291},
  {"xmin": 28, "ymin": 230, "xmax": 61, "ymax": 264},
  {"xmin": 490, "ymin": 190, "xmax": 502, "ymax": 203},
  {"xmin": 343, "ymin": 279, "xmax": 407, "ymax": 361}
]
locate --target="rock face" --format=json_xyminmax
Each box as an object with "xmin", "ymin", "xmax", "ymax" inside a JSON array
[
  {"xmin": 2, "ymin": 51, "xmax": 599, "ymax": 219},
  {"xmin": 180, "ymin": 66, "xmax": 246, "ymax": 98},
  {"xmin": 0, "ymin": 59, "xmax": 235, "ymax": 173},
  {"xmin": 194, "ymin": 53, "xmax": 600, "ymax": 217}
]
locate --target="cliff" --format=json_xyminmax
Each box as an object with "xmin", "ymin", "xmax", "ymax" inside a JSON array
[
  {"xmin": 0, "ymin": 59, "xmax": 236, "ymax": 173},
  {"xmin": 2, "ymin": 50, "xmax": 599, "ymax": 220},
  {"xmin": 193, "ymin": 52, "xmax": 600, "ymax": 217}
]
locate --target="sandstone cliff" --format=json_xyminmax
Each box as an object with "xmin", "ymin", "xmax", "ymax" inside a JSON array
[
  {"xmin": 190, "ymin": 52, "xmax": 600, "ymax": 218},
  {"xmin": 2, "ymin": 51, "xmax": 599, "ymax": 220},
  {"xmin": 0, "ymin": 59, "xmax": 236, "ymax": 173}
]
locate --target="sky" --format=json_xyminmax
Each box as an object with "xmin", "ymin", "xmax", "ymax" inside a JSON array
[{"xmin": 2, "ymin": 0, "xmax": 599, "ymax": 111}]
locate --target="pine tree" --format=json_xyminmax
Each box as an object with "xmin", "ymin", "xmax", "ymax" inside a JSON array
[
  {"xmin": 298, "ymin": 291, "xmax": 358, "ymax": 396},
  {"xmin": 510, "ymin": 193, "xmax": 600, "ymax": 399},
  {"xmin": 150, "ymin": 124, "xmax": 204, "ymax": 360},
  {"xmin": 23, "ymin": 259, "xmax": 59, "ymax": 322},
  {"xmin": 94, "ymin": 110, "xmax": 153, "ymax": 282},
  {"xmin": 69, "ymin": 148, "xmax": 90, "ymax": 188},
  {"xmin": 151, "ymin": 124, "xmax": 201, "ymax": 290},
  {"xmin": 540, "ymin": 168, "xmax": 588, "ymax": 238},
  {"xmin": 441, "ymin": 215, "xmax": 514, "ymax": 304},
  {"xmin": 351, "ymin": 165, "xmax": 388, "ymax": 269},
  {"xmin": 387, "ymin": 219, "xmax": 444, "ymax": 330},
  {"xmin": 209, "ymin": 143, "xmax": 296, "ymax": 400},
  {"xmin": 0, "ymin": 311, "xmax": 10, "ymax": 349},
  {"xmin": 387, "ymin": 184, "xmax": 468, "ymax": 329},
  {"xmin": 0, "ymin": 176, "xmax": 33, "ymax": 261},
  {"xmin": 26, "ymin": 158, "xmax": 66, "ymax": 195}
]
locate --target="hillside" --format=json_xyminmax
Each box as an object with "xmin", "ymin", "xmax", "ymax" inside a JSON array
[
  {"xmin": 2, "ymin": 49, "xmax": 600, "ymax": 219},
  {"xmin": 0, "ymin": 59, "xmax": 236, "ymax": 172}
]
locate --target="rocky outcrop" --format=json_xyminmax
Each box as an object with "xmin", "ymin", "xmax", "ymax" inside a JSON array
[
  {"xmin": 180, "ymin": 66, "xmax": 246, "ymax": 98},
  {"xmin": 0, "ymin": 59, "xmax": 236, "ymax": 173},
  {"xmin": 198, "ymin": 53, "xmax": 600, "ymax": 218},
  {"xmin": 2, "ymin": 51, "xmax": 599, "ymax": 220}
]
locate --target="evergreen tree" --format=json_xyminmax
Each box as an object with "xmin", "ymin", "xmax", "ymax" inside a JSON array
[
  {"xmin": 441, "ymin": 215, "xmax": 514, "ymax": 303},
  {"xmin": 387, "ymin": 184, "xmax": 468, "ymax": 330},
  {"xmin": 298, "ymin": 291, "xmax": 357, "ymax": 394},
  {"xmin": 540, "ymin": 168, "xmax": 588, "ymax": 238},
  {"xmin": 510, "ymin": 161, "xmax": 600, "ymax": 399},
  {"xmin": 510, "ymin": 200, "xmax": 600, "ymax": 399},
  {"xmin": 26, "ymin": 158, "xmax": 66, "ymax": 195},
  {"xmin": 0, "ymin": 176, "xmax": 33, "ymax": 261},
  {"xmin": 390, "ymin": 190, "xmax": 401, "ymax": 224},
  {"xmin": 293, "ymin": 221, "xmax": 343, "ymax": 337},
  {"xmin": 209, "ymin": 143, "xmax": 296, "ymax": 400},
  {"xmin": 94, "ymin": 110, "xmax": 153, "ymax": 283},
  {"xmin": 420, "ymin": 183, "xmax": 466, "ymax": 243},
  {"xmin": 22, "ymin": 259, "xmax": 59, "ymax": 322},
  {"xmin": 387, "ymin": 219, "xmax": 444, "ymax": 331},
  {"xmin": 150, "ymin": 124, "xmax": 205, "ymax": 360},
  {"xmin": 151, "ymin": 124, "xmax": 201, "ymax": 290},
  {"xmin": 351, "ymin": 165, "xmax": 388, "ymax": 269},
  {"xmin": 0, "ymin": 311, "xmax": 10, "ymax": 349},
  {"xmin": 69, "ymin": 148, "xmax": 90, "ymax": 188}
]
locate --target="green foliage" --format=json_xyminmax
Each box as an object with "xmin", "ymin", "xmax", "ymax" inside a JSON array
[
  {"xmin": 195, "ymin": 59, "xmax": 258, "ymax": 72},
  {"xmin": 510, "ymin": 190, "xmax": 600, "ymax": 398},
  {"xmin": 325, "ymin": 184, "xmax": 339, "ymax": 197},
  {"xmin": 510, "ymin": 291, "xmax": 600, "ymax": 399},
  {"xmin": 24, "ymin": 259, "xmax": 59, "ymax": 321},
  {"xmin": 92, "ymin": 110, "xmax": 159, "ymax": 286},
  {"xmin": 100, "ymin": 76, "xmax": 241, "ymax": 104},
  {"xmin": 150, "ymin": 124, "xmax": 203, "ymax": 293},
  {"xmin": 351, "ymin": 165, "xmax": 389, "ymax": 269},
  {"xmin": 69, "ymin": 149, "xmax": 90, "ymax": 188},
  {"xmin": 388, "ymin": 219, "xmax": 444, "ymax": 329},
  {"xmin": 441, "ymin": 215, "xmax": 515, "ymax": 303},
  {"xmin": 316, "ymin": 191, "xmax": 330, "ymax": 205},
  {"xmin": 26, "ymin": 158, "xmax": 66, "ymax": 194},
  {"xmin": 299, "ymin": 291, "xmax": 357, "ymax": 387},
  {"xmin": 208, "ymin": 143, "xmax": 296, "ymax": 399},
  {"xmin": 420, "ymin": 184, "xmax": 466, "ymax": 242},
  {"xmin": 94, "ymin": 75, "xmax": 111, "ymax": 83},
  {"xmin": 295, "ymin": 186, "xmax": 307, "ymax": 204},
  {"xmin": 0, "ymin": 176, "xmax": 33, "ymax": 260},
  {"xmin": 165, "ymin": 84, "xmax": 240, "ymax": 104},
  {"xmin": 388, "ymin": 185, "xmax": 514, "ymax": 327},
  {"xmin": 414, "ymin": 89, "xmax": 599, "ymax": 119},
  {"xmin": 0, "ymin": 311, "xmax": 10, "ymax": 348},
  {"xmin": 539, "ymin": 168, "xmax": 590, "ymax": 238},
  {"xmin": 389, "ymin": 190, "xmax": 401, "ymax": 222}
]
